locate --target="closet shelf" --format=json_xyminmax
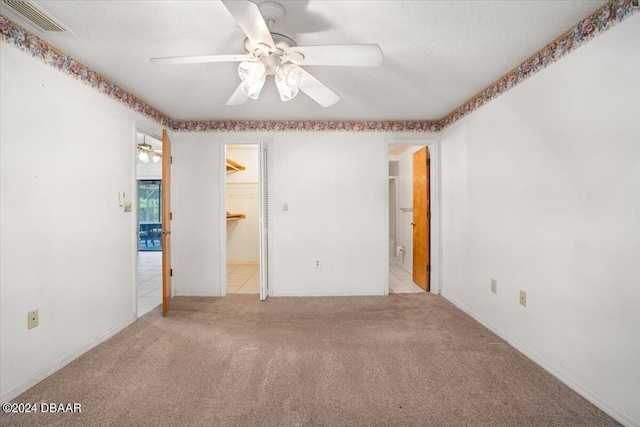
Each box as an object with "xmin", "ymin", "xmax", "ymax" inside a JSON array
[
  {"xmin": 226, "ymin": 213, "xmax": 246, "ymax": 220},
  {"xmin": 226, "ymin": 158, "xmax": 246, "ymax": 171}
]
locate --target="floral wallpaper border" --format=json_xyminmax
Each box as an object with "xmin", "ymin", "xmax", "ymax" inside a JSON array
[
  {"xmin": 171, "ymin": 119, "xmax": 441, "ymax": 133},
  {"xmin": 439, "ymin": 0, "xmax": 638, "ymax": 130},
  {"xmin": 0, "ymin": 14, "xmax": 173, "ymax": 127},
  {"xmin": 1, "ymin": 0, "xmax": 637, "ymax": 133}
]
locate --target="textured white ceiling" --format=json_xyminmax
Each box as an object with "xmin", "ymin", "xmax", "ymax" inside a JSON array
[{"xmin": 3, "ymin": 1, "xmax": 605, "ymax": 121}]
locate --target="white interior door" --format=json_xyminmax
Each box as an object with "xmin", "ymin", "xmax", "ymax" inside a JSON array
[{"xmin": 259, "ymin": 141, "xmax": 270, "ymax": 300}]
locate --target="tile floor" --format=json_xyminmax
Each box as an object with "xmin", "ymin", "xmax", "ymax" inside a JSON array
[
  {"xmin": 137, "ymin": 256, "xmax": 420, "ymax": 308},
  {"xmin": 389, "ymin": 264, "xmax": 426, "ymax": 293},
  {"xmin": 227, "ymin": 263, "xmax": 260, "ymax": 294},
  {"xmin": 137, "ymin": 251, "xmax": 162, "ymax": 316}
]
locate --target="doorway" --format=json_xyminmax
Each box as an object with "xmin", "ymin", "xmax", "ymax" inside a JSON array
[
  {"xmin": 224, "ymin": 144, "xmax": 260, "ymax": 294},
  {"xmin": 220, "ymin": 140, "xmax": 271, "ymax": 299},
  {"xmin": 387, "ymin": 141, "xmax": 440, "ymax": 295},
  {"xmin": 135, "ymin": 131, "xmax": 163, "ymax": 315}
]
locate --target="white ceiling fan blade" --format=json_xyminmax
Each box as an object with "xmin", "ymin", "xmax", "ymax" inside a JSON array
[
  {"xmin": 226, "ymin": 84, "xmax": 249, "ymax": 106},
  {"xmin": 150, "ymin": 54, "xmax": 252, "ymax": 65},
  {"xmin": 288, "ymin": 45, "xmax": 383, "ymax": 67},
  {"xmin": 298, "ymin": 68, "xmax": 340, "ymax": 108},
  {"xmin": 221, "ymin": 0, "xmax": 275, "ymax": 51}
]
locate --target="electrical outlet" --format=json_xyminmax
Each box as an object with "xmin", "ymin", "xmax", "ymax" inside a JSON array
[
  {"xmin": 314, "ymin": 259, "xmax": 321, "ymax": 269},
  {"xmin": 28, "ymin": 310, "xmax": 39, "ymax": 330},
  {"xmin": 519, "ymin": 291, "xmax": 527, "ymax": 307},
  {"xmin": 491, "ymin": 279, "xmax": 497, "ymax": 294}
]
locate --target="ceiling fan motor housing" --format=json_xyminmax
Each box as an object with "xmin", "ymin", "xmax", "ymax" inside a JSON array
[
  {"xmin": 245, "ymin": 32, "xmax": 298, "ymax": 75},
  {"xmin": 244, "ymin": 32, "xmax": 296, "ymax": 55}
]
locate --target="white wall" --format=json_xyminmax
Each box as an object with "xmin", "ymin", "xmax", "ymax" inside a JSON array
[
  {"xmin": 171, "ymin": 133, "xmax": 223, "ymax": 296},
  {"xmin": 440, "ymin": 126, "xmax": 469, "ymax": 303},
  {"xmin": 136, "ymin": 162, "xmax": 161, "ymax": 180},
  {"xmin": 388, "ymin": 178, "xmax": 396, "ymax": 240},
  {"xmin": 440, "ymin": 15, "xmax": 640, "ymax": 426},
  {"xmin": 269, "ymin": 134, "xmax": 388, "ymax": 296},
  {"xmin": 0, "ymin": 43, "xmax": 163, "ymax": 402},
  {"xmin": 172, "ymin": 133, "xmax": 389, "ymax": 297},
  {"xmin": 225, "ymin": 145, "xmax": 259, "ymax": 263}
]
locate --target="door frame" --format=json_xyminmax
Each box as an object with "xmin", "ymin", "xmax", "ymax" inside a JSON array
[
  {"xmin": 132, "ymin": 124, "xmax": 164, "ymax": 318},
  {"xmin": 385, "ymin": 138, "xmax": 441, "ymax": 295},
  {"xmin": 218, "ymin": 138, "xmax": 271, "ymax": 298}
]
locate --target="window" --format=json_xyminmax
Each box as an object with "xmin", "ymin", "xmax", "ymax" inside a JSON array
[
  {"xmin": 138, "ymin": 180, "xmax": 162, "ymax": 251},
  {"xmin": 138, "ymin": 180, "xmax": 161, "ymax": 223}
]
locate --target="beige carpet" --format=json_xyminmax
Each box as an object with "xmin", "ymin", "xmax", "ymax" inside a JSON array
[{"xmin": 1, "ymin": 294, "xmax": 619, "ymax": 426}]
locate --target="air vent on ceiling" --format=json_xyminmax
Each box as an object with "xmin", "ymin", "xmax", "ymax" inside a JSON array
[{"xmin": 2, "ymin": 0, "xmax": 70, "ymax": 33}]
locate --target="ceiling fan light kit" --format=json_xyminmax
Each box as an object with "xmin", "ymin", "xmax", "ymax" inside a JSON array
[
  {"xmin": 275, "ymin": 63, "xmax": 303, "ymax": 101},
  {"xmin": 137, "ymin": 141, "xmax": 162, "ymax": 164},
  {"xmin": 137, "ymin": 150, "xmax": 149, "ymax": 163},
  {"xmin": 238, "ymin": 61, "xmax": 266, "ymax": 99},
  {"xmin": 149, "ymin": 0, "xmax": 383, "ymax": 107}
]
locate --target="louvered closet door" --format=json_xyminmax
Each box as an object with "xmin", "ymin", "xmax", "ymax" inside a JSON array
[{"xmin": 259, "ymin": 141, "xmax": 270, "ymax": 301}]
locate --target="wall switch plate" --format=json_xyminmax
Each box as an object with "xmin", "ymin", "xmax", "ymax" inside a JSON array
[
  {"xmin": 491, "ymin": 279, "xmax": 497, "ymax": 294},
  {"xmin": 28, "ymin": 310, "xmax": 39, "ymax": 330},
  {"xmin": 282, "ymin": 203, "xmax": 288, "ymax": 211},
  {"xmin": 519, "ymin": 291, "xmax": 527, "ymax": 307},
  {"xmin": 314, "ymin": 259, "xmax": 321, "ymax": 269}
]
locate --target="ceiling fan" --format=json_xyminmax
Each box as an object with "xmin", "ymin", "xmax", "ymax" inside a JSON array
[
  {"xmin": 137, "ymin": 136, "xmax": 162, "ymax": 163},
  {"xmin": 149, "ymin": 0, "xmax": 383, "ymax": 107}
]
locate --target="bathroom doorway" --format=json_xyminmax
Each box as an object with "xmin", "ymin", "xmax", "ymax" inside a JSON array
[{"xmin": 387, "ymin": 141, "xmax": 441, "ymax": 294}]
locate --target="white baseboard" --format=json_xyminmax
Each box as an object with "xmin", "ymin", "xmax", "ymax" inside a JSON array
[
  {"xmin": 440, "ymin": 291, "xmax": 639, "ymax": 427},
  {"xmin": 1, "ymin": 315, "xmax": 137, "ymax": 404}
]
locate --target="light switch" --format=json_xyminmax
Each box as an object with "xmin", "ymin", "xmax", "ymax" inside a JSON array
[{"xmin": 282, "ymin": 203, "xmax": 288, "ymax": 211}]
